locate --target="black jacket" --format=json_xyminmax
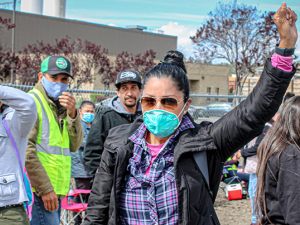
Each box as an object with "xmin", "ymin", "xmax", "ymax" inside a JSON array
[
  {"xmin": 84, "ymin": 99, "xmax": 142, "ymax": 175},
  {"xmin": 84, "ymin": 59, "xmax": 295, "ymax": 225},
  {"xmin": 241, "ymin": 123, "xmax": 272, "ymax": 158},
  {"xmin": 263, "ymin": 144, "xmax": 300, "ymax": 225}
]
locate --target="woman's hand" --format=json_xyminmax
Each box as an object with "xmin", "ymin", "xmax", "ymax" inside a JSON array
[{"xmin": 273, "ymin": 2, "xmax": 298, "ymax": 49}]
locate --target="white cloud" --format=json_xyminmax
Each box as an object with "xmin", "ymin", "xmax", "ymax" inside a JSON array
[
  {"xmin": 158, "ymin": 22, "xmax": 198, "ymax": 59},
  {"xmin": 159, "ymin": 24, "xmax": 300, "ymax": 63},
  {"xmin": 108, "ymin": 23, "xmax": 117, "ymax": 27},
  {"xmin": 66, "ymin": 16, "xmax": 168, "ymax": 28}
]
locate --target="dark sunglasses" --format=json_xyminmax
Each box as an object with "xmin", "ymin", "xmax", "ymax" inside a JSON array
[{"xmin": 141, "ymin": 96, "xmax": 185, "ymax": 111}]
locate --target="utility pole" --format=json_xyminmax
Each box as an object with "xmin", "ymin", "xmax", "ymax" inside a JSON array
[{"xmin": 11, "ymin": 0, "xmax": 16, "ymax": 84}]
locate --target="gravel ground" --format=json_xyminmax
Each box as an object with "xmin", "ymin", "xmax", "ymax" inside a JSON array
[{"xmin": 215, "ymin": 187, "xmax": 252, "ymax": 225}]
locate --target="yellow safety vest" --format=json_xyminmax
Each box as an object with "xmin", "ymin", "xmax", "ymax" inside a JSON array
[
  {"xmin": 227, "ymin": 157, "xmax": 237, "ymax": 171},
  {"xmin": 29, "ymin": 89, "xmax": 71, "ymax": 196}
]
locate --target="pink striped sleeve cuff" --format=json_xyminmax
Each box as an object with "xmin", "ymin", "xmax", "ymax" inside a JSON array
[{"xmin": 271, "ymin": 54, "xmax": 293, "ymax": 72}]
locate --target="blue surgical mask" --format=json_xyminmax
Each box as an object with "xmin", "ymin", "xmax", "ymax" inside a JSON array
[
  {"xmin": 82, "ymin": 113, "xmax": 95, "ymax": 123},
  {"xmin": 41, "ymin": 76, "xmax": 69, "ymax": 101},
  {"xmin": 143, "ymin": 102, "xmax": 187, "ymax": 138}
]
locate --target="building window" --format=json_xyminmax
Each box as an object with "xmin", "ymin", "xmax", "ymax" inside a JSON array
[
  {"xmin": 207, "ymin": 87, "xmax": 211, "ymax": 101},
  {"xmin": 215, "ymin": 88, "xmax": 219, "ymax": 101}
]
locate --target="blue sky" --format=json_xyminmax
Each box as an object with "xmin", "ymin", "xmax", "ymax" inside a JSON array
[
  {"xmin": 65, "ymin": 0, "xmax": 300, "ymax": 59},
  {"xmin": 1, "ymin": 0, "xmax": 299, "ymax": 59}
]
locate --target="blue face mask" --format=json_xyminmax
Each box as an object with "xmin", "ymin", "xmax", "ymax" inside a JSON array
[
  {"xmin": 41, "ymin": 76, "xmax": 69, "ymax": 101},
  {"xmin": 82, "ymin": 113, "xmax": 95, "ymax": 123},
  {"xmin": 143, "ymin": 103, "xmax": 187, "ymax": 138}
]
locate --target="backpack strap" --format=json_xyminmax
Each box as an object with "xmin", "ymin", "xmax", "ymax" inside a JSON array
[
  {"xmin": 3, "ymin": 119, "xmax": 29, "ymax": 213},
  {"xmin": 193, "ymin": 151, "xmax": 211, "ymax": 195}
]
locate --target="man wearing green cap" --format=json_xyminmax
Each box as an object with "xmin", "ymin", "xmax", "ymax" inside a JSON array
[{"xmin": 25, "ymin": 56, "xmax": 83, "ymax": 225}]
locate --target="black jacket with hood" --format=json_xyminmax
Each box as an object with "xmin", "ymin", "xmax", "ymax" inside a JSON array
[
  {"xmin": 241, "ymin": 123, "xmax": 272, "ymax": 158},
  {"xmin": 84, "ymin": 96, "xmax": 142, "ymax": 175},
  {"xmin": 84, "ymin": 59, "xmax": 295, "ymax": 225}
]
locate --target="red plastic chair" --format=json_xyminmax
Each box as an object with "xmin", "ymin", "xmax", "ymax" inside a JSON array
[{"xmin": 60, "ymin": 189, "xmax": 91, "ymax": 225}]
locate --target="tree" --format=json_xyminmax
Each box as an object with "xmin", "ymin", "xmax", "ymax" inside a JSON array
[
  {"xmin": 0, "ymin": 15, "xmax": 17, "ymax": 82},
  {"xmin": 132, "ymin": 49, "xmax": 156, "ymax": 77},
  {"xmin": 190, "ymin": 1, "xmax": 278, "ymax": 102},
  {"xmin": 17, "ymin": 36, "xmax": 111, "ymax": 89},
  {"xmin": 0, "ymin": 15, "xmax": 16, "ymax": 43},
  {"xmin": 0, "ymin": 47, "xmax": 20, "ymax": 81},
  {"xmin": 102, "ymin": 50, "xmax": 156, "ymax": 85}
]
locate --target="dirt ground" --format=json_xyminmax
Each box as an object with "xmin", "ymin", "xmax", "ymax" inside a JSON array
[{"xmin": 215, "ymin": 188, "xmax": 252, "ymax": 225}]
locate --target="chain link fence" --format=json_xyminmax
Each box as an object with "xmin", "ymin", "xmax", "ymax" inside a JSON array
[
  {"xmin": 1, "ymin": 81, "xmax": 117, "ymax": 112},
  {"xmin": 1, "ymin": 82, "xmax": 247, "ymax": 122}
]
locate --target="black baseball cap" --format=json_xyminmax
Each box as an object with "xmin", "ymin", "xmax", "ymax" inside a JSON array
[
  {"xmin": 115, "ymin": 69, "xmax": 142, "ymax": 87},
  {"xmin": 41, "ymin": 55, "xmax": 73, "ymax": 78}
]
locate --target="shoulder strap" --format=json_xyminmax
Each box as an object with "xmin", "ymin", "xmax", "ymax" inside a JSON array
[
  {"xmin": 193, "ymin": 151, "xmax": 210, "ymax": 189},
  {"xmin": 3, "ymin": 119, "xmax": 29, "ymax": 212},
  {"xmin": 3, "ymin": 119, "xmax": 24, "ymax": 170}
]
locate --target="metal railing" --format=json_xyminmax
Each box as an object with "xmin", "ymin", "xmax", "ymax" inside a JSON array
[{"xmin": 1, "ymin": 82, "xmax": 248, "ymax": 121}]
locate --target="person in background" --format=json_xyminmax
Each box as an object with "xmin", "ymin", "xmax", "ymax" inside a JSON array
[
  {"xmin": 235, "ymin": 92, "xmax": 294, "ymax": 225},
  {"xmin": 25, "ymin": 55, "xmax": 83, "ymax": 225},
  {"xmin": 273, "ymin": 91, "xmax": 295, "ymax": 121},
  {"xmin": 84, "ymin": 69, "xmax": 142, "ymax": 176},
  {"xmin": 236, "ymin": 121, "xmax": 272, "ymax": 225},
  {"xmin": 222, "ymin": 154, "xmax": 249, "ymax": 182},
  {"xmin": 0, "ymin": 86, "xmax": 37, "ymax": 225},
  {"xmin": 256, "ymin": 96, "xmax": 300, "ymax": 224},
  {"xmin": 71, "ymin": 101, "xmax": 95, "ymax": 225},
  {"xmin": 283, "ymin": 92, "xmax": 295, "ymax": 102}
]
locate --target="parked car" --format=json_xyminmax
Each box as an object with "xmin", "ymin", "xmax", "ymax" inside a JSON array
[
  {"xmin": 188, "ymin": 105, "xmax": 201, "ymax": 120},
  {"xmin": 95, "ymin": 97, "xmax": 113, "ymax": 113},
  {"xmin": 198, "ymin": 102, "xmax": 232, "ymax": 118}
]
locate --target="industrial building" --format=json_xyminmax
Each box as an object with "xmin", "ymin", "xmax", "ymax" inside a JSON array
[{"xmin": 1, "ymin": 1, "xmax": 230, "ymax": 106}]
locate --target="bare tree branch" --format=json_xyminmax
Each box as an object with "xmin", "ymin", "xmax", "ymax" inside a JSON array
[{"xmin": 191, "ymin": 2, "xmax": 278, "ymax": 100}]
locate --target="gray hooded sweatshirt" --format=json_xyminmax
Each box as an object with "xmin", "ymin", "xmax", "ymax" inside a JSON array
[
  {"xmin": 84, "ymin": 95, "xmax": 142, "ymax": 175},
  {"xmin": 108, "ymin": 96, "xmax": 142, "ymax": 120}
]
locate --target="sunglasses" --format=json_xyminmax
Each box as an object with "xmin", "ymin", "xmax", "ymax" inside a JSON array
[{"xmin": 141, "ymin": 96, "xmax": 185, "ymax": 111}]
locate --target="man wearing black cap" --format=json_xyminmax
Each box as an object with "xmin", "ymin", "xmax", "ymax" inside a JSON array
[
  {"xmin": 25, "ymin": 56, "xmax": 83, "ymax": 225},
  {"xmin": 84, "ymin": 69, "xmax": 142, "ymax": 176}
]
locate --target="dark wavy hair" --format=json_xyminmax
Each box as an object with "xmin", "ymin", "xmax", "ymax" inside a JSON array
[
  {"xmin": 79, "ymin": 101, "xmax": 95, "ymax": 109},
  {"xmin": 142, "ymin": 50, "xmax": 189, "ymax": 102},
  {"xmin": 283, "ymin": 92, "xmax": 295, "ymax": 103},
  {"xmin": 255, "ymin": 96, "xmax": 300, "ymax": 223}
]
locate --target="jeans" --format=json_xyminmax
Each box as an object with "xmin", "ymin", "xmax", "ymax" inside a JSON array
[
  {"xmin": 248, "ymin": 174, "xmax": 258, "ymax": 224},
  {"xmin": 227, "ymin": 170, "xmax": 250, "ymax": 182},
  {"xmin": 31, "ymin": 193, "xmax": 61, "ymax": 225}
]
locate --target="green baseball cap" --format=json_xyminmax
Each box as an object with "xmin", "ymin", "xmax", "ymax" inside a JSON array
[{"xmin": 41, "ymin": 55, "xmax": 73, "ymax": 78}]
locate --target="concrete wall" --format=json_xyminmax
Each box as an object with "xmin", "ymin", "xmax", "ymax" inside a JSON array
[
  {"xmin": 186, "ymin": 63, "xmax": 230, "ymax": 106},
  {"xmin": 0, "ymin": 9, "xmax": 231, "ymax": 102},
  {"xmin": 0, "ymin": 9, "xmax": 177, "ymax": 59}
]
